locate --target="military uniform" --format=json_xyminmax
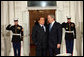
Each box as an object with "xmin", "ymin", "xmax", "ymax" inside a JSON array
[
  {"xmin": 62, "ymin": 18, "xmax": 76, "ymax": 56},
  {"xmin": 6, "ymin": 18, "xmax": 24, "ymax": 56}
]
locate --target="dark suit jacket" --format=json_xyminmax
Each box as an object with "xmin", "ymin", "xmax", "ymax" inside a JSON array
[
  {"xmin": 48, "ymin": 21, "xmax": 62, "ymax": 48},
  {"xmin": 32, "ymin": 23, "xmax": 47, "ymax": 48}
]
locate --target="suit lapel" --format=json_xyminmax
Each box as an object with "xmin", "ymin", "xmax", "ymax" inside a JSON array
[
  {"xmin": 50, "ymin": 21, "xmax": 56, "ymax": 31},
  {"xmin": 38, "ymin": 24, "xmax": 46, "ymax": 32},
  {"xmin": 38, "ymin": 24, "xmax": 42, "ymax": 30}
]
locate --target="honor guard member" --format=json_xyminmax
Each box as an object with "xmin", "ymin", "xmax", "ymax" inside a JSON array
[
  {"xmin": 6, "ymin": 18, "xmax": 24, "ymax": 56},
  {"xmin": 62, "ymin": 17, "xmax": 76, "ymax": 56}
]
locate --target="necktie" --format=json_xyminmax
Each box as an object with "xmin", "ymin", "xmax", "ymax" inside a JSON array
[
  {"xmin": 42, "ymin": 26, "xmax": 44, "ymax": 31},
  {"xmin": 49, "ymin": 24, "xmax": 52, "ymax": 31},
  {"xmin": 42, "ymin": 26, "xmax": 46, "ymax": 32}
]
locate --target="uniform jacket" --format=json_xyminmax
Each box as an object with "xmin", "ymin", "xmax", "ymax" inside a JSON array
[
  {"xmin": 6, "ymin": 24, "xmax": 24, "ymax": 42},
  {"xmin": 62, "ymin": 22, "xmax": 76, "ymax": 40}
]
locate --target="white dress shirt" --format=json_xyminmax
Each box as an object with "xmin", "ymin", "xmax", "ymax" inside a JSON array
[{"xmin": 40, "ymin": 24, "xmax": 46, "ymax": 32}]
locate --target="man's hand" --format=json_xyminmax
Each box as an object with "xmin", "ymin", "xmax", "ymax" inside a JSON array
[{"xmin": 57, "ymin": 44, "xmax": 61, "ymax": 48}]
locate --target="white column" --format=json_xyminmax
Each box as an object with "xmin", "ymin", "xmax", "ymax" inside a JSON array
[
  {"xmin": 8, "ymin": 1, "xmax": 15, "ymax": 25},
  {"xmin": 78, "ymin": 1, "xmax": 83, "ymax": 56},
  {"xmin": 63, "ymin": 1, "xmax": 70, "ymax": 21},
  {"xmin": 56, "ymin": 1, "xmax": 64, "ymax": 23},
  {"xmin": 80, "ymin": 1, "xmax": 83, "ymax": 56},
  {"xmin": 74, "ymin": 1, "xmax": 83, "ymax": 56},
  {"xmin": 14, "ymin": 1, "xmax": 27, "ymax": 25},
  {"xmin": 1, "ymin": 1, "xmax": 5, "ymax": 56},
  {"xmin": 2, "ymin": 1, "xmax": 8, "ymax": 56},
  {"xmin": 22, "ymin": 10, "xmax": 30, "ymax": 56},
  {"xmin": 70, "ymin": 1, "xmax": 75, "ymax": 23},
  {"xmin": 1, "ymin": 1, "xmax": 11, "ymax": 56}
]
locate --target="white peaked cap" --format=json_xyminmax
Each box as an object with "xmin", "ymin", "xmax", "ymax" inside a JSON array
[
  {"xmin": 13, "ymin": 17, "xmax": 19, "ymax": 21},
  {"xmin": 66, "ymin": 16, "xmax": 71, "ymax": 19}
]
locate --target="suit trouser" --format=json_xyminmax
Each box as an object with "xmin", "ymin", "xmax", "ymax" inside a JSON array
[
  {"xmin": 65, "ymin": 39, "xmax": 74, "ymax": 55},
  {"xmin": 12, "ymin": 42, "xmax": 21, "ymax": 56},
  {"xmin": 36, "ymin": 44, "xmax": 47, "ymax": 56},
  {"xmin": 49, "ymin": 47, "xmax": 60, "ymax": 56}
]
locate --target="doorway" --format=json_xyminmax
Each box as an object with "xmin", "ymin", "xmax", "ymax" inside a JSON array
[{"xmin": 29, "ymin": 10, "xmax": 56, "ymax": 56}]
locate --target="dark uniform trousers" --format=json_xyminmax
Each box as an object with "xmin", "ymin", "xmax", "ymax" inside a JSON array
[
  {"xmin": 13, "ymin": 42, "xmax": 21, "ymax": 56},
  {"xmin": 6, "ymin": 24, "xmax": 24, "ymax": 56},
  {"xmin": 32, "ymin": 23, "xmax": 47, "ymax": 56},
  {"xmin": 62, "ymin": 22, "xmax": 76, "ymax": 56},
  {"xmin": 65, "ymin": 39, "xmax": 74, "ymax": 54}
]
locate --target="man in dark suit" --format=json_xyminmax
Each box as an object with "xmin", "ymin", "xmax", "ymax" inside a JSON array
[
  {"xmin": 47, "ymin": 14, "xmax": 62, "ymax": 56},
  {"xmin": 32, "ymin": 17, "xmax": 47, "ymax": 56}
]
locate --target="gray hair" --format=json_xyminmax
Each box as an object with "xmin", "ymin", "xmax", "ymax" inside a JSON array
[{"xmin": 48, "ymin": 14, "xmax": 55, "ymax": 19}]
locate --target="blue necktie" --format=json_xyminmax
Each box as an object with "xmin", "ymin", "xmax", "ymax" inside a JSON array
[{"xmin": 49, "ymin": 24, "xmax": 52, "ymax": 31}]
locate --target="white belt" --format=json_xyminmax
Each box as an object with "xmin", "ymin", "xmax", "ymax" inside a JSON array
[
  {"xmin": 13, "ymin": 33, "xmax": 21, "ymax": 36},
  {"xmin": 65, "ymin": 31, "xmax": 74, "ymax": 33}
]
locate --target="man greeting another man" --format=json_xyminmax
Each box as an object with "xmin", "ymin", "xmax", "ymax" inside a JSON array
[
  {"xmin": 47, "ymin": 14, "xmax": 62, "ymax": 56},
  {"xmin": 32, "ymin": 15, "xmax": 62, "ymax": 56}
]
